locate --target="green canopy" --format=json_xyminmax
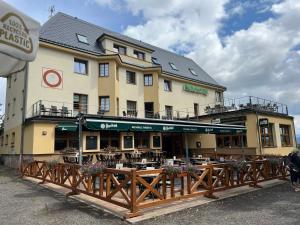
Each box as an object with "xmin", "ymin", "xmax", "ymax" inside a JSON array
[
  {"xmin": 84, "ymin": 119, "xmax": 246, "ymax": 134},
  {"xmin": 56, "ymin": 123, "xmax": 78, "ymax": 132}
]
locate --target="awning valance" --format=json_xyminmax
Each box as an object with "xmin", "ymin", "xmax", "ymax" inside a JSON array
[
  {"xmin": 56, "ymin": 123, "xmax": 78, "ymax": 132},
  {"xmin": 84, "ymin": 119, "xmax": 246, "ymax": 134}
]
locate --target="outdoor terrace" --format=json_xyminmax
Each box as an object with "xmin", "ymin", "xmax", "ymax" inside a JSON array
[{"xmin": 204, "ymin": 96, "xmax": 289, "ymax": 116}]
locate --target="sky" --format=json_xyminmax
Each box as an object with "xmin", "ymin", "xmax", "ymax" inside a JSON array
[{"xmin": 1, "ymin": 0, "xmax": 300, "ymax": 138}]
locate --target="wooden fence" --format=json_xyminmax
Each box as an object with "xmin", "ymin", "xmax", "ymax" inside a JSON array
[{"xmin": 21, "ymin": 159, "xmax": 289, "ymax": 218}]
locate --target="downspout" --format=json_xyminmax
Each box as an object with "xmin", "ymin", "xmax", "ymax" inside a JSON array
[
  {"xmin": 78, "ymin": 114, "xmax": 83, "ymax": 165},
  {"xmin": 19, "ymin": 62, "xmax": 29, "ymax": 170},
  {"xmin": 255, "ymin": 111, "xmax": 262, "ymax": 155}
]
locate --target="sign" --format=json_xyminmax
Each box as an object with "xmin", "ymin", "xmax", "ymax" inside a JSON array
[
  {"xmin": 183, "ymin": 84, "xmax": 208, "ymax": 95},
  {"xmin": 85, "ymin": 119, "xmax": 247, "ymax": 134},
  {"xmin": 42, "ymin": 68, "xmax": 63, "ymax": 89},
  {"xmin": 259, "ymin": 118, "xmax": 269, "ymax": 127},
  {"xmin": 0, "ymin": 1, "xmax": 40, "ymax": 76}
]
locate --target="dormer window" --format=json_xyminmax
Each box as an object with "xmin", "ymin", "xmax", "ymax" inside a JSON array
[
  {"xmin": 189, "ymin": 68, "xmax": 197, "ymax": 76},
  {"xmin": 113, "ymin": 44, "xmax": 126, "ymax": 55},
  {"xmin": 152, "ymin": 57, "xmax": 159, "ymax": 65},
  {"xmin": 133, "ymin": 50, "xmax": 145, "ymax": 60},
  {"xmin": 77, "ymin": 34, "xmax": 88, "ymax": 44},
  {"xmin": 169, "ymin": 62, "xmax": 178, "ymax": 71}
]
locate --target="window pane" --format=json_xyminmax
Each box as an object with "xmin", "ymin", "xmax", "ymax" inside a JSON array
[
  {"xmin": 144, "ymin": 74, "xmax": 153, "ymax": 86},
  {"xmin": 74, "ymin": 59, "xmax": 87, "ymax": 74},
  {"xmin": 126, "ymin": 71, "xmax": 136, "ymax": 84},
  {"xmin": 153, "ymin": 136, "xmax": 161, "ymax": 148},
  {"xmin": 86, "ymin": 136, "xmax": 97, "ymax": 150},
  {"xmin": 100, "ymin": 63, "xmax": 109, "ymax": 76},
  {"xmin": 124, "ymin": 136, "xmax": 133, "ymax": 149},
  {"xmin": 100, "ymin": 97, "xmax": 110, "ymax": 111}
]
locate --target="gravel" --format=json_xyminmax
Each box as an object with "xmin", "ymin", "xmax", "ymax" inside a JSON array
[{"xmin": 1, "ymin": 165, "xmax": 300, "ymax": 225}]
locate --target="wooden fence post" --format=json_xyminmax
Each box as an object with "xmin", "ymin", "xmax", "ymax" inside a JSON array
[
  {"xmin": 205, "ymin": 165, "xmax": 218, "ymax": 199},
  {"xmin": 126, "ymin": 168, "xmax": 142, "ymax": 218}
]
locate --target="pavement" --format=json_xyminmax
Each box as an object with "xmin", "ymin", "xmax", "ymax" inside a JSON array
[{"xmin": 1, "ymin": 165, "xmax": 300, "ymax": 225}]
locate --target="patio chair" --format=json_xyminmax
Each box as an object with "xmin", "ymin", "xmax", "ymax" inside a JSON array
[
  {"xmin": 39, "ymin": 104, "xmax": 49, "ymax": 116},
  {"xmin": 50, "ymin": 106, "xmax": 60, "ymax": 116},
  {"xmin": 61, "ymin": 106, "xmax": 70, "ymax": 117}
]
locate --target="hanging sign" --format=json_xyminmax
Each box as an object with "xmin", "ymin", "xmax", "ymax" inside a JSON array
[{"xmin": 0, "ymin": 0, "xmax": 40, "ymax": 76}]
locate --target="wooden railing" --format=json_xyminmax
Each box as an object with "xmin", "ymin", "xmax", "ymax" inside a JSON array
[{"xmin": 21, "ymin": 159, "xmax": 289, "ymax": 218}]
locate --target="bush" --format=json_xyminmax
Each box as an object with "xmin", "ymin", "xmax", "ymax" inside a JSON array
[{"xmin": 227, "ymin": 160, "xmax": 248, "ymax": 171}]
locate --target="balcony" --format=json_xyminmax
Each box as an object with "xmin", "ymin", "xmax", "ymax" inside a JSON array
[{"xmin": 204, "ymin": 96, "xmax": 289, "ymax": 116}]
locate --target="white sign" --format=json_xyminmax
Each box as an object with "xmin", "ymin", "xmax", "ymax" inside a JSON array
[{"xmin": 0, "ymin": 0, "xmax": 40, "ymax": 76}]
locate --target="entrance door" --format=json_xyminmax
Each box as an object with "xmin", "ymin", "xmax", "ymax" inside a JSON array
[
  {"xmin": 144, "ymin": 102, "xmax": 154, "ymax": 118},
  {"xmin": 162, "ymin": 133, "xmax": 184, "ymax": 158}
]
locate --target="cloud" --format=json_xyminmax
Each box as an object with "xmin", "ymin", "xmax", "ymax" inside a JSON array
[{"xmin": 104, "ymin": 0, "xmax": 300, "ymax": 135}]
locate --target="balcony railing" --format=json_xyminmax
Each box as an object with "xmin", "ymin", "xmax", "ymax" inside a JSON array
[
  {"xmin": 204, "ymin": 96, "xmax": 289, "ymax": 115},
  {"xmin": 30, "ymin": 96, "xmax": 289, "ymax": 121}
]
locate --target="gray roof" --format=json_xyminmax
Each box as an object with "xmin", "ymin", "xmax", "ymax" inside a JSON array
[{"xmin": 40, "ymin": 12, "xmax": 225, "ymax": 89}]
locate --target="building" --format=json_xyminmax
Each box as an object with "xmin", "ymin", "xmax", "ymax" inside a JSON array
[
  {"xmin": 0, "ymin": 12, "xmax": 248, "ymax": 166},
  {"xmin": 0, "ymin": 13, "xmax": 295, "ymax": 166},
  {"xmin": 197, "ymin": 96, "xmax": 297, "ymax": 156}
]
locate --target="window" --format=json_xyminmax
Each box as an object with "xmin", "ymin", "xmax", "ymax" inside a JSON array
[
  {"xmin": 117, "ymin": 98, "xmax": 120, "ymax": 116},
  {"xmin": 86, "ymin": 136, "xmax": 98, "ymax": 150},
  {"xmin": 133, "ymin": 50, "xmax": 145, "ymax": 60},
  {"xmin": 280, "ymin": 125, "xmax": 291, "ymax": 146},
  {"xmin": 134, "ymin": 132, "xmax": 150, "ymax": 148},
  {"xmin": 99, "ymin": 63, "xmax": 109, "ymax": 77},
  {"xmin": 260, "ymin": 124, "xmax": 275, "ymax": 147},
  {"xmin": 5, "ymin": 134, "xmax": 9, "ymax": 145},
  {"xmin": 113, "ymin": 44, "xmax": 126, "ymax": 55},
  {"xmin": 12, "ymin": 98, "xmax": 16, "ymax": 117},
  {"xmin": 100, "ymin": 131, "xmax": 120, "ymax": 149},
  {"xmin": 73, "ymin": 94, "xmax": 88, "ymax": 115},
  {"xmin": 216, "ymin": 134, "xmax": 247, "ymax": 148},
  {"xmin": 216, "ymin": 91, "xmax": 223, "ymax": 102},
  {"xmin": 144, "ymin": 74, "xmax": 153, "ymax": 86},
  {"xmin": 11, "ymin": 132, "xmax": 15, "ymax": 147},
  {"xmin": 152, "ymin": 57, "xmax": 159, "ymax": 65},
  {"xmin": 164, "ymin": 80, "xmax": 172, "ymax": 91},
  {"xmin": 99, "ymin": 96, "xmax": 110, "ymax": 112},
  {"xmin": 123, "ymin": 135, "xmax": 133, "ymax": 149},
  {"xmin": 153, "ymin": 135, "xmax": 161, "ymax": 148},
  {"xmin": 165, "ymin": 105, "xmax": 173, "ymax": 119},
  {"xmin": 126, "ymin": 71, "xmax": 136, "ymax": 84},
  {"xmin": 189, "ymin": 68, "xmax": 197, "ymax": 76},
  {"xmin": 76, "ymin": 34, "xmax": 88, "ymax": 44},
  {"xmin": 127, "ymin": 101, "xmax": 137, "ymax": 117},
  {"xmin": 194, "ymin": 103, "xmax": 199, "ymax": 117},
  {"xmin": 74, "ymin": 58, "xmax": 88, "ymax": 75},
  {"xmin": 169, "ymin": 62, "xmax": 178, "ymax": 70},
  {"xmin": 0, "ymin": 136, "xmax": 3, "ymax": 146},
  {"xmin": 55, "ymin": 131, "xmax": 78, "ymax": 151}
]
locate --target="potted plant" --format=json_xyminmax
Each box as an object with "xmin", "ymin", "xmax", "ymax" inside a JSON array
[
  {"xmin": 163, "ymin": 165, "xmax": 182, "ymax": 177},
  {"xmin": 81, "ymin": 162, "xmax": 106, "ymax": 176}
]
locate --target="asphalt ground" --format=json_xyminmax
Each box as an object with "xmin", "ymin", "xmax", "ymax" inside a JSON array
[{"xmin": 1, "ymin": 165, "xmax": 300, "ymax": 225}]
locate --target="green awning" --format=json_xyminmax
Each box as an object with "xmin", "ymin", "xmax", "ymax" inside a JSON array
[
  {"xmin": 56, "ymin": 123, "xmax": 78, "ymax": 132},
  {"xmin": 84, "ymin": 119, "xmax": 246, "ymax": 134}
]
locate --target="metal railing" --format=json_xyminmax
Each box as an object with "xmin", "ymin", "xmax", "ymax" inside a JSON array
[{"xmin": 204, "ymin": 96, "xmax": 289, "ymax": 115}]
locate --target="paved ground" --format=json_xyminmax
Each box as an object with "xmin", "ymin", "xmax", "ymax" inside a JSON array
[{"xmin": 1, "ymin": 165, "xmax": 300, "ymax": 225}]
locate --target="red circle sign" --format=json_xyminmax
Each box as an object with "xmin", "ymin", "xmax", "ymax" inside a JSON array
[{"xmin": 43, "ymin": 69, "xmax": 62, "ymax": 88}]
